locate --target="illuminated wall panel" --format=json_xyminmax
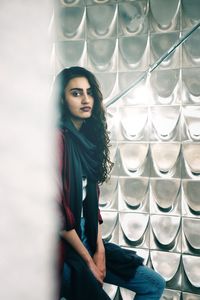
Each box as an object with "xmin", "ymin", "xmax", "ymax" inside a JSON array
[{"xmin": 53, "ymin": 0, "xmax": 200, "ymax": 299}]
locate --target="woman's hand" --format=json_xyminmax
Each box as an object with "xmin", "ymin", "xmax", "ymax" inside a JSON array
[
  {"xmin": 61, "ymin": 229, "xmax": 103, "ymax": 285},
  {"xmin": 87, "ymin": 258, "xmax": 104, "ymax": 286},
  {"xmin": 93, "ymin": 245, "xmax": 106, "ymax": 281}
]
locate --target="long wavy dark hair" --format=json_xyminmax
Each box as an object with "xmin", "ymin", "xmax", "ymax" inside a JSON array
[{"xmin": 54, "ymin": 66, "xmax": 113, "ymax": 184}]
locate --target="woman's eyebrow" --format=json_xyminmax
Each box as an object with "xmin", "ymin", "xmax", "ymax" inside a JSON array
[
  {"xmin": 69, "ymin": 88, "xmax": 83, "ymax": 91},
  {"xmin": 69, "ymin": 87, "xmax": 92, "ymax": 91}
]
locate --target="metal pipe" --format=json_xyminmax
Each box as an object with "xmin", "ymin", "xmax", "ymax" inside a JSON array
[{"xmin": 105, "ymin": 21, "xmax": 200, "ymax": 108}]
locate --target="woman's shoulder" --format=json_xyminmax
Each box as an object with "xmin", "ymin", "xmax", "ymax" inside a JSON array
[
  {"xmin": 57, "ymin": 128, "xmax": 69, "ymax": 140},
  {"xmin": 56, "ymin": 128, "xmax": 70, "ymax": 152}
]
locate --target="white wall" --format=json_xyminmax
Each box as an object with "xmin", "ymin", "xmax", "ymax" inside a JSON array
[{"xmin": 0, "ymin": 1, "xmax": 58, "ymax": 299}]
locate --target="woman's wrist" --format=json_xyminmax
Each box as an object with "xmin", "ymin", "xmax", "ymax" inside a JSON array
[
  {"xmin": 84, "ymin": 254, "xmax": 93, "ymax": 265},
  {"xmin": 96, "ymin": 241, "xmax": 105, "ymax": 253}
]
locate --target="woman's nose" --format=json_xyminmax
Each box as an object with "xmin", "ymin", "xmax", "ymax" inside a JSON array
[{"xmin": 82, "ymin": 92, "xmax": 90, "ymax": 103}]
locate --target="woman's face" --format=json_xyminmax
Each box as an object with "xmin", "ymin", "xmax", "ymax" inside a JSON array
[{"xmin": 64, "ymin": 76, "xmax": 94, "ymax": 129}]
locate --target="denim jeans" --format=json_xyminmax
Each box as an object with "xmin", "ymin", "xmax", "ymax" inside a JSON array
[{"xmin": 61, "ymin": 218, "xmax": 166, "ymax": 300}]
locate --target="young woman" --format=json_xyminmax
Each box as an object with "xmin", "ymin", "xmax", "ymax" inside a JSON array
[{"xmin": 55, "ymin": 66, "xmax": 165, "ymax": 300}]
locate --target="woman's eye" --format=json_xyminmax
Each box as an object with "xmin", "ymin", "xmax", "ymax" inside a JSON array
[{"xmin": 72, "ymin": 90, "xmax": 81, "ymax": 97}]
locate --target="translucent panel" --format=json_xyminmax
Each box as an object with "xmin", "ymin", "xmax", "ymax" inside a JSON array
[
  {"xmin": 54, "ymin": 6, "xmax": 85, "ymax": 40},
  {"xmin": 182, "ymin": 68, "xmax": 200, "ymax": 105},
  {"xmin": 119, "ymin": 106, "xmax": 148, "ymax": 141},
  {"xmin": 150, "ymin": 32, "xmax": 180, "ymax": 69},
  {"xmin": 182, "ymin": 0, "xmax": 200, "ymax": 29},
  {"xmin": 150, "ymin": 0, "xmax": 180, "ymax": 31},
  {"xmin": 119, "ymin": 177, "xmax": 149, "ymax": 210},
  {"xmin": 151, "ymin": 215, "xmax": 181, "ymax": 250},
  {"xmin": 182, "ymin": 143, "xmax": 200, "ymax": 177},
  {"xmin": 151, "ymin": 143, "xmax": 181, "ymax": 177},
  {"xmin": 103, "ymin": 283, "xmax": 118, "ymax": 300},
  {"xmin": 182, "ymin": 292, "xmax": 200, "ymax": 300},
  {"xmin": 182, "ymin": 28, "xmax": 200, "ymax": 67},
  {"xmin": 182, "ymin": 106, "xmax": 200, "ymax": 141},
  {"xmin": 86, "ymin": 4, "xmax": 117, "ymax": 38},
  {"xmin": 151, "ymin": 251, "xmax": 181, "ymax": 282},
  {"xmin": 182, "ymin": 218, "xmax": 200, "ymax": 252},
  {"xmin": 182, "ymin": 180, "xmax": 200, "ymax": 215},
  {"xmin": 150, "ymin": 106, "xmax": 181, "ymax": 141},
  {"xmin": 119, "ymin": 212, "xmax": 149, "ymax": 246},
  {"xmin": 182, "ymin": 255, "xmax": 200, "ymax": 287},
  {"xmin": 162, "ymin": 289, "xmax": 181, "ymax": 300},
  {"xmin": 87, "ymin": 39, "xmax": 117, "ymax": 72},
  {"xmin": 101, "ymin": 211, "xmax": 118, "ymax": 242},
  {"xmin": 119, "ymin": 143, "xmax": 149, "ymax": 176},
  {"xmin": 149, "ymin": 69, "xmax": 180, "ymax": 105},
  {"xmin": 99, "ymin": 176, "xmax": 118, "ymax": 209},
  {"xmin": 151, "ymin": 179, "xmax": 181, "ymax": 213},
  {"xmin": 118, "ymin": 71, "xmax": 149, "ymax": 105},
  {"xmin": 55, "ymin": 40, "xmax": 86, "ymax": 67},
  {"xmin": 118, "ymin": 2, "xmax": 149, "ymax": 36},
  {"xmin": 118, "ymin": 35, "xmax": 149, "ymax": 71}
]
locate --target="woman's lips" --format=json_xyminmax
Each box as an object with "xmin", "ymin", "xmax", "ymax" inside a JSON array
[{"xmin": 80, "ymin": 107, "xmax": 91, "ymax": 112}]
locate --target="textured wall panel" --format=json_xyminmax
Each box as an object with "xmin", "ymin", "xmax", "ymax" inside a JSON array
[{"xmin": 53, "ymin": 0, "xmax": 200, "ymax": 298}]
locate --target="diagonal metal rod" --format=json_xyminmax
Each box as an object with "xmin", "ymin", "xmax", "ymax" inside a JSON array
[{"xmin": 105, "ymin": 21, "xmax": 200, "ymax": 108}]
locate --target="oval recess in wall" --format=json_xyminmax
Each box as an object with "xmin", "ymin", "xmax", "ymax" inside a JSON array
[
  {"xmin": 55, "ymin": 40, "xmax": 86, "ymax": 67},
  {"xmin": 101, "ymin": 211, "xmax": 118, "ymax": 242},
  {"xmin": 99, "ymin": 177, "xmax": 118, "ymax": 209},
  {"xmin": 119, "ymin": 212, "xmax": 149, "ymax": 245},
  {"xmin": 151, "ymin": 215, "xmax": 181, "ymax": 250},
  {"xmin": 150, "ymin": 105, "xmax": 180, "ymax": 141},
  {"xmin": 119, "ymin": 177, "xmax": 149, "ymax": 209},
  {"xmin": 119, "ymin": 143, "xmax": 149, "ymax": 176},
  {"xmin": 151, "ymin": 179, "xmax": 180, "ymax": 212},
  {"xmin": 119, "ymin": 106, "xmax": 148, "ymax": 141},
  {"xmin": 118, "ymin": 2, "xmax": 149, "ymax": 35},
  {"xmin": 87, "ymin": 39, "xmax": 117, "ymax": 72},
  {"xmin": 151, "ymin": 251, "xmax": 181, "ymax": 282},
  {"xmin": 118, "ymin": 35, "xmax": 148, "ymax": 69},
  {"xmin": 182, "ymin": 68, "xmax": 200, "ymax": 104},
  {"xmin": 150, "ymin": 0, "xmax": 180, "ymax": 28},
  {"xmin": 182, "ymin": 143, "xmax": 200, "ymax": 177},
  {"xmin": 183, "ymin": 106, "xmax": 200, "ymax": 141},
  {"xmin": 87, "ymin": 4, "xmax": 117, "ymax": 38},
  {"xmin": 183, "ymin": 218, "xmax": 200, "ymax": 253},
  {"xmin": 182, "ymin": 180, "xmax": 200, "ymax": 214},
  {"xmin": 55, "ymin": 7, "xmax": 85, "ymax": 39},
  {"xmin": 182, "ymin": 255, "xmax": 200, "ymax": 288},
  {"xmin": 151, "ymin": 143, "xmax": 181, "ymax": 177}
]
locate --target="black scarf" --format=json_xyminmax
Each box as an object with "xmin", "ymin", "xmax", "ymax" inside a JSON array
[
  {"xmin": 59, "ymin": 120, "xmax": 144, "ymax": 300},
  {"xmin": 60, "ymin": 119, "xmax": 100, "ymax": 252}
]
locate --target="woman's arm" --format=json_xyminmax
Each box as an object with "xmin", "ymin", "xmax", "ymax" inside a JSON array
[
  {"xmin": 60, "ymin": 229, "xmax": 104, "ymax": 285},
  {"xmin": 93, "ymin": 223, "xmax": 106, "ymax": 280}
]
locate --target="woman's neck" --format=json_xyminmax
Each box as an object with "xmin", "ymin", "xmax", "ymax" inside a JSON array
[{"xmin": 70, "ymin": 118, "xmax": 83, "ymax": 131}]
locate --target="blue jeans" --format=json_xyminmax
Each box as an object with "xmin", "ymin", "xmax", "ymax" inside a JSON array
[{"xmin": 61, "ymin": 218, "xmax": 166, "ymax": 300}]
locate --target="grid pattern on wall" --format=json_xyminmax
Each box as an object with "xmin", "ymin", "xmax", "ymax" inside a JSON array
[{"xmin": 52, "ymin": 0, "xmax": 200, "ymax": 299}]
